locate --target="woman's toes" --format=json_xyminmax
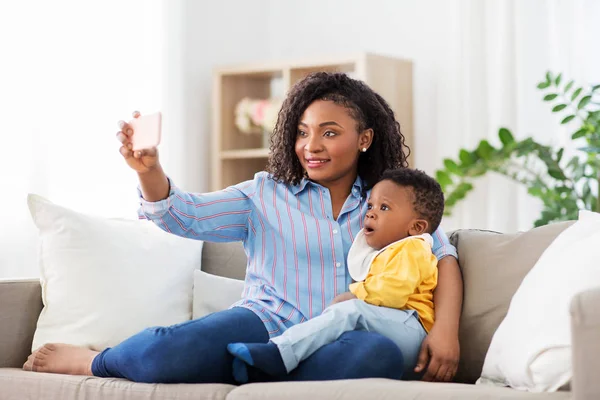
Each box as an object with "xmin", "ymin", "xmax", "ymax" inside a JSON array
[
  {"xmin": 22, "ymin": 343, "xmax": 98, "ymax": 376},
  {"xmin": 39, "ymin": 343, "xmax": 57, "ymax": 355},
  {"xmin": 23, "ymin": 350, "xmax": 39, "ymax": 371}
]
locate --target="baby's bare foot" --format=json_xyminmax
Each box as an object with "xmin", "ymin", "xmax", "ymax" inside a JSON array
[{"xmin": 23, "ymin": 343, "xmax": 99, "ymax": 376}]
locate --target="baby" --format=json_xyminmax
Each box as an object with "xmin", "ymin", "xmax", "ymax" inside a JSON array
[{"xmin": 227, "ymin": 168, "xmax": 445, "ymax": 382}]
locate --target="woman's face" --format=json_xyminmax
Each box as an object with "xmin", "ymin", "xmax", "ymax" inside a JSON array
[{"xmin": 295, "ymin": 100, "xmax": 371, "ymax": 188}]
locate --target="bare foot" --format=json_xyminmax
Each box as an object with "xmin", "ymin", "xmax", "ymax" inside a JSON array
[{"xmin": 23, "ymin": 344, "xmax": 99, "ymax": 376}]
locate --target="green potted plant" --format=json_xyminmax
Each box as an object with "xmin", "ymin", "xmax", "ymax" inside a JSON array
[{"xmin": 436, "ymin": 72, "xmax": 600, "ymax": 227}]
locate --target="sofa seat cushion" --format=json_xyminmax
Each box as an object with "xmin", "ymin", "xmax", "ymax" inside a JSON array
[
  {"xmin": 0, "ymin": 368, "xmax": 235, "ymax": 400},
  {"xmin": 227, "ymin": 379, "xmax": 572, "ymax": 400}
]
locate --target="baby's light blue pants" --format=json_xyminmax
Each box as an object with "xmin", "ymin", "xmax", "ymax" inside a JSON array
[{"xmin": 272, "ymin": 299, "xmax": 427, "ymax": 378}]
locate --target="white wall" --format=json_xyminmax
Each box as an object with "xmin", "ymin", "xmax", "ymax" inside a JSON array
[{"xmin": 162, "ymin": 0, "xmax": 271, "ymax": 193}]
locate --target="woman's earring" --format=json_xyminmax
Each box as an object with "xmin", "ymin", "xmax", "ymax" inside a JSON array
[{"xmin": 361, "ymin": 148, "xmax": 367, "ymax": 152}]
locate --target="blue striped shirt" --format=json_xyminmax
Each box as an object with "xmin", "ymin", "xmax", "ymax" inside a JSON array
[{"xmin": 138, "ymin": 171, "xmax": 457, "ymax": 337}]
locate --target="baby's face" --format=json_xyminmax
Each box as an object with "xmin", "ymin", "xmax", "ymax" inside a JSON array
[{"xmin": 363, "ymin": 180, "xmax": 418, "ymax": 250}]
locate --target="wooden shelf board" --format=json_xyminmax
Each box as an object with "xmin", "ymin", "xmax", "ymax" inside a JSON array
[
  {"xmin": 220, "ymin": 148, "xmax": 270, "ymax": 159},
  {"xmin": 214, "ymin": 54, "xmax": 365, "ymax": 77}
]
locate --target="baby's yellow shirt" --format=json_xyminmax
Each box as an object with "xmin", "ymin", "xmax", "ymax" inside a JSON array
[{"xmin": 349, "ymin": 237, "xmax": 438, "ymax": 332}]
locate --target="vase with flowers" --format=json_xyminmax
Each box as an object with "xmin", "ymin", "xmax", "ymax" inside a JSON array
[{"xmin": 235, "ymin": 97, "xmax": 282, "ymax": 148}]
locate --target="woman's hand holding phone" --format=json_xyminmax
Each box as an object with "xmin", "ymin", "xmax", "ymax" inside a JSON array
[
  {"xmin": 116, "ymin": 111, "xmax": 169, "ymax": 201},
  {"xmin": 116, "ymin": 111, "xmax": 160, "ymax": 174}
]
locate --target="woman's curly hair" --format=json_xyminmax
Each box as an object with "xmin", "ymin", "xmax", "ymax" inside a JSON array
[{"xmin": 266, "ymin": 72, "xmax": 410, "ymax": 190}]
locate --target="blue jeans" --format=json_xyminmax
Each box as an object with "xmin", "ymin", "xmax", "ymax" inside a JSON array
[
  {"xmin": 91, "ymin": 307, "xmax": 405, "ymax": 384},
  {"xmin": 273, "ymin": 299, "xmax": 426, "ymax": 378}
]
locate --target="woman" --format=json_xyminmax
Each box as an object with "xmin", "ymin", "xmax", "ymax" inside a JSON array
[{"xmin": 24, "ymin": 72, "xmax": 462, "ymax": 384}]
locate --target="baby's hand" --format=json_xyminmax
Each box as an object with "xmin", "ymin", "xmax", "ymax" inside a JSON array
[
  {"xmin": 116, "ymin": 111, "xmax": 160, "ymax": 174},
  {"xmin": 330, "ymin": 292, "xmax": 357, "ymax": 306}
]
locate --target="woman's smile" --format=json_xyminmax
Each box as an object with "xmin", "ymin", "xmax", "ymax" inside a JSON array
[{"xmin": 305, "ymin": 157, "xmax": 331, "ymax": 168}]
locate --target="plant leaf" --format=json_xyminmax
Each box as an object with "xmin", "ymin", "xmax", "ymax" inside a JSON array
[
  {"xmin": 592, "ymin": 84, "xmax": 600, "ymax": 92},
  {"xmin": 571, "ymin": 87, "xmax": 583, "ymax": 101},
  {"xmin": 557, "ymin": 148, "xmax": 564, "ymax": 163},
  {"xmin": 561, "ymin": 115, "xmax": 576, "ymax": 124},
  {"xmin": 498, "ymin": 128, "xmax": 515, "ymax": 145},
  {"xmin": 546, "ymin": 71, "xmax": 553, "ymax": 84},
  {"xmin": 436, "ymin": 170, "xmax": 452, "ymax": 187},
  {"xmin": 578, "ymin": 146, "xmax": 600, "ymax": 153},
  {"xmin": 443, "ymin": 159, "xmax": 462, "ymax": 176},
  {"xmin": 552, "ymin": 104, "xmax": 567, "ymax": 112},
  {"xmin": 583, "ymin": 182, "xmax": 592, "ymax": 199},
  {"xmin": 544, "ymin": 94, "xmax": 558, "ymax": 101},
  {"xmin": 456, "ymin": 182, "xmax": 474, "ymax": 195},
  {"xmin": 573, "ymin": 163, "xmax": 586, "ymax": 181},
  {"xmin": 534, "ymin": 218, "xmax": 545, "ymax": 227},
  {"xmin": 459, "ymin": 149, "xmax": 476, "ymax": 166},
  {"xmin": 566, "ymin": 156, "xmax": 579, "ymax": 169},
  {"xmin": 548, "ymin": 168, "xmax": 567, "ymax": 180},
  {"xmin": 564, "ymin": 80, "xmax": 574, "ymax": 92},
  {"xmin": 541, "ymin": 210, "xmax": 559, "ymax": 221},
  {"xmin": 555, "ymin": 73, "xmax": 562, "ymax": 86},
  {"xmin": 572, "ymin": 128, "xmax": 587, "ymax": 139},
  {"xmin": 537, "ymin": 82, "xmax": 550, "ymax": 89},
  {"xmin": 475, "ymin": 140, "xmax": 495, "ymax": 160},
  {"xmin": 528, "ymin": 186, "xmax": 544, "ymax": 197},
  {"xmin": 578, "ymin": 95, "xmax": 591, "ymax": 109}
]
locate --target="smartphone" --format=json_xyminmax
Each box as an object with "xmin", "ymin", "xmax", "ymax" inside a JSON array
[{"xmin": 130, "ymin": 112, "xmax": 162, "ymax": 151}]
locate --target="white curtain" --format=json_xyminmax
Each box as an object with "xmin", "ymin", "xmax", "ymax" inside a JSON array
[
  {"xmin": 440, "ymin": 0, "xmax": 600, "ymax": 233},
  {"xmin": 0, "ymin": 1, "xmax": 165, "ymax": 278}
]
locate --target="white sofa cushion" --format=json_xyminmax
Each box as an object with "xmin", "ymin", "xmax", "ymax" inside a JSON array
[
  {"xmin": 28, "ymin": 194, "xmax": 203, "ymax": 351},
  {"xmin": 478, "ymin": 211, "xmax": 600, "ymax": 391},
  {"xmin": 192, "ymin": 270, "xmax": 244, "ymax": 319}
]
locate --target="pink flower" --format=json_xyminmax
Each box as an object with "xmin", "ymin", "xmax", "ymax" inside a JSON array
[{"xmin": 235, "ymin": 97, "xmax": 282, "ymax": 135}]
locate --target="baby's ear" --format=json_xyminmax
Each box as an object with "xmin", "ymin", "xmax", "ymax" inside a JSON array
[{"xmin": 409, "ymin": 219, "xmax": 429, "ymax": 236}]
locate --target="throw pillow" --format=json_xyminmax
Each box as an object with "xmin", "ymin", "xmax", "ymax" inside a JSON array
[
  {"xmin": 450, "ymin": 221, "xmax": 572, "ymax": 383},
  {"xmin": 192, "ymin": 270, "xmax": 244, "ymax": 319},
  {"xmin": 478, "ymin": 211, "xmax": 600, "ymax": 392},
  {"xmin": 28, "ymin": 194, "xmax": 203, "ymax": 352}
]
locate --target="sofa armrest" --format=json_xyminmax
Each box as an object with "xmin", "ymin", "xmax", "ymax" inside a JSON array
[
  {"xmin": 571, "ymin": 286, "xmax": 600, "ymax": 400},
  {"xmin": 0, "ymin": 279, "xmax": 42, "ymax": 368}
]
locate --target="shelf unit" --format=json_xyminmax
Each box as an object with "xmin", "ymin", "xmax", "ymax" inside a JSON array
[{"xmin": 211, "ymin": 53, "xmax": 414, "ymax": 190}]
